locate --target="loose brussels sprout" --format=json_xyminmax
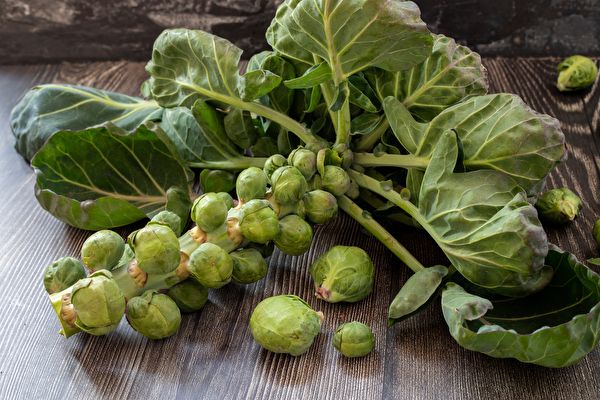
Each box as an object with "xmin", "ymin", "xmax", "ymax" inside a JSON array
[
  {"xmin": 249, "ymin": 294, "xmax": 322, "ymax": 356},
  {"xmin": 191, "ymin": 193, "xmax": 229, "ymax": 233},
  {"xmin": 128, "ymin": 224, "xmax": 181, "ymax": 274},
  {"xmin": 594, "ymin": 219, "xmax": 600, "ymax": 248},
  {"xmin": 303, "ymin": 190, "xmax": 338, "ymax": 224},
  {"xmin": 288, "ymin": 148, "xmax": 317, "ymax": 180},
  {"xmin": 274, "ymin": 215, "xmax": 313, "ymax": 256},
  {"xmin": 151, "ymin": 210, "xmax": 183, "ymax": 236},
  {"xmin": 264, "ymin": 154, "xmax": 288, "ymax": 180},
  {"xmin": 321, "ymin": 166, "xmax": 351, "ymax": 196},
  {"xmin": 557, "ymin": 55, "xmax": 598, "ymax": 92},
  {"xmin": 43, "ymin": 256, "xmax": 87, "ymax": 294},
  {"xmin": 310, "ymin": 246, "xmax": 375, "ymax": 303},
  {"xmin": 236, "ymin": 167, "xmax": 268, "ymax": 203},
  {"xmin": 332, "ymin": 321, "xmax": 375, "ymax": 358},
  {"xmin": 81, "ymin": 230, "xmax": 125, "ymax": 272},
  {"xmin": 200, "ymin": 169, "xmax": 236, "ymax": 194},
  {"xmin": 188, "ymin": 242, "xmax": 233, "ymax": 288},
  {"xmin": 271, "ymin": 166, "xmax": 309, "ymax": 204},
  {"xmin": 535, "ymin": 187, "xmax": 582, "ymax": 225},
  {"xmin": 167, "ymin": 280, "xmax": 209, "ymax": 313},
  {"xmin": 127, "ymin": 290, "xmax": 181, "ymax": 339},
  {"xmin": 230, "ymin": 248, "xmax": 269, "ymax": 284},
  {"xmin": 239, "ymin": 199, "xmax": 280, "ymax": 244},
  {"xmin": 70, "ymin": 270, "xmax": 125, "ymax": 335}
]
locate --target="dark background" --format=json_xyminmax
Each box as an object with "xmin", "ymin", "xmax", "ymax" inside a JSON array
[{"xmin": 0, "ymin": 0, "xmax": 599, "ymax": 64}]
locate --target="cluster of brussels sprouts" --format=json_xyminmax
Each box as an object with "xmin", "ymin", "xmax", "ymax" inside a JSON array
[{"xmin": 44, "ymin": 148, "xmax": 356, "ymax": 340}]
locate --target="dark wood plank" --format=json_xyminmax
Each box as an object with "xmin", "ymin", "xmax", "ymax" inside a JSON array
[{"xmin": 0, "ymin": 59, "xmax": 598, "ymax": 400}]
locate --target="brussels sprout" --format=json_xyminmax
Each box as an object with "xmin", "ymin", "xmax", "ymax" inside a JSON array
[
  {"xmin": 288, "ymin": 148, "xmax": 317, "ymax": 180},
  {"xmin": 249, "ymin": 295, "xmax": 322, "ymax": 356},
  {"xmin": 81, "ymin": 230, "xmax": 125, "ymax": 272},
  {"xmin": 557, "ymin": 55, "xmax": 598, "ymax": 92},
  {"xmin": 535, "ymin": 187, "xmax": 582, "ymax": 225},
  {"xmin": 230, "ymin": 248, "xmax": 269, "ymax": 284},
  {"xmin": 167, "ymin": 280, "xmax": 209, "ymax": 313},
  {"xmin": 70, "ymin": 270, "xmax": 125, "ymax": 335},
  {"xmin": 321, "ymin": 166, "xmax": 351, "ymax": 196},
  {"xmin": 128, "ymin": 224, "xmax": 180, "ymax": 274},
  {"xmin": 303, "ymin": 190, "xmax": 338, "ymax": 224},
  {"xmin": 271, "ymin": 166, "xmax": 309, "ymax": 204},
  {"xmin": 236, "ymin": 167, "xmax": 268, "ymax": 202},
  {"xmin": 332, "ymin": 321, "xmax": 375, "ymax": 358},
  {"xmin": 127, "ymin": 290, "xmax": 181, "ymax": 339},
  {"xmin": 191, "ymin": 193, "xmax": 229, "ymax": 233},
  {"xmin": 239, "ymin": 199, "xmax": 280, "ymax": 244},
  {"xmin": 188, "ymin": 242, "xmax": 233, "ymax": 288},
  {"xmin": 594, "ymin": 219, "xmax": 600, "ymax": 248},
  {"xmin": 274, "ymin": 215, "xmax": 313, "ymax": 256},
  {"xmin": 43, "ymin": 256, "xmax": 87, "ymax": 294},
  {"xmin": 263, "ymin": 154, "xmax": 288, "ymax": 180},
  {"xmin": 150, "ymin": 210, "xmax": 183, "ymax": 236},
  {"xmin": 216, "ymin": 192, "xmax": 235, "ymax": 209},
  {"xmin": 200, "ymin": 169, "xmax": 236, "ymax": 194},
  {"xmin": 310, "ymin": 246, "xmax": 375, "ymax": 303},
  {"xmin": 246, "ymin": 241, "xmax": 275, "ymax": 258}
]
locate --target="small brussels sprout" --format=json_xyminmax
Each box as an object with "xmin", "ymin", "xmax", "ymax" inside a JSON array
[
  {"xmin": 167, "ymin": 280, "xmax": 209, "ymax": 313},
  {"xmin": 263, "ymin": 154, "xmax": 288, "ymax": 180},
  {"xmin": 274, "ymin": 215, "xmax": 313, "ymax": 256},
  {"xmin": 246, "ymin": 241, "xmax": 275, "ymax": 258},
  {"xmin": 249, "ymin": 295, "xmax": 322, "ymax": 356},
  {"xmin": 557, "ymin": 55, "xmax": 598, "ymax": 92},
  {"xmin": 288, "ymin": 148, "xmax": 317, "ymax": 180},
  {"xmin": 191, "ymin": 193, "xmax": 229, "ymax": 233},
  {"xmin": 332, "ymin": 321, "xmax": 375, "ymax": 358},
  {"xmin": 239, "ymin": 199, "xmax": 280, "ymax": 244},
  {"xmin": 188, "ymin": 242, "xmax": 233, "ymax": 288},
  {"xmin": 535, "ymin": 187, "xmax": 582, "ymax": 224},
  {"xmin": 236, "ymin": 167, "xmax": 268, "ymax": 203},
  {"xmin": 594, "ymin": 219, "xmax": 600, "ymax": 248},
  {"xmin": 200, "ymin": 169, "xmax": 236, "ymax": 194},
  {"xmin": 271, "ymin": 166, "xmax": 309, "ymax": 204},
  {"xmin": 81, "ymin": 230, "xmax": 125, "ymax": 272},
  {"xmin": 71, "ymin": 270, "xmax": 125, "ymax": 335},
  {"xmin": 310, "ymin": 246, "xmax": 375, "ymax": 303},
  {"xmin": 43, "ymin": 256, "xmax": 87, "ymax": 294},
  {"xmin": 303, "ymin": 190, "xmax": 338, "ymax": 224},
  {"xmin": 128, "ymin": 224, "xmax": 180, "ymax": 274},
  {"xmin": 321, "ymin": 166, "xmax": 351, "ymax": 197},
  {"xmin": 127, "ymin": 290, "xmax": 181, "ymax": 339},
  {"xmin": 150, "ymin": 211, "xmax": 183, "ymax": 236},
  {"xmin": 216, "ymin": 192, "xmax": 235, "ymax": 209},
  {"xmin": 230, "ymin": 248, "xmax": 269, "ymax": 284}
]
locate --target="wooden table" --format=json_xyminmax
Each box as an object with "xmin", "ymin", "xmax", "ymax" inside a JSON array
[{"xmin": 0, "ymin": 59, "xmax": 598, "ymax": 400}]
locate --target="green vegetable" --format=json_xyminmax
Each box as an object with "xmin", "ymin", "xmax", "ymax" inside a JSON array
[
  {"xmin": 310, "ymin": 246, "xmax": 374, "ymax": 303},
  {"xmin": 238, "ymin": 200, "xmax": 280, "ymax": 244},
  {"xmin": 271, "ymin": 166, "xmax": 309, "ymax": 204},
  {"xmin": 191, "ymin": 193, "xmax": 229, "ymax": 233},
  {"xmin": 150, "ymin": 210, "xmax": 184, "ymax": 236},
  {"xmin": 321, "ymin": 166, "xmax": 351, "ymax": 197},
  {"xmin": 302, "ymin": 190, "xmax": 338, "ymax": 224},
  {"xmin": 80, "ymin": 230, "xmax": 125, "ymax": 272},
  {"xmin": 249, "ymin": 294, "xmax": 322, "ymax": 356},
  {"xmin": 188, "ymin": 242, "xmax": 233, "ymax": 289},
  {"xmin": 167, "ymin": 280, "xmax": 209, "ymax": 313},
  {"xmin": 43, "ymin": 257, "xmax": 87, "ymax": 294},
  {"xmin": 127, "ymin": 290, "xmax": 181, "ymax": 339},
  {"xmin": 236, "ymin": 167, "xmax": 268, "ymax": 203},
  {"xmin": 230, "ymin": 248, "xmax": 269, "ymax": 284},
  {"xmin": 557, "ymin": 55, "xmax": 598, "ymax": 92},
  {"xmin": 535, "ymin": 188, "xmax": 582, "ymax": 225},
  {"xmin": 332, "ymin": 321, "xmax": 375, "ymax": 358},
  {"xmin": 288, "ymin": 148, "xmax": 317, "ymax": 180},
  {"xmin": 200, "ymin": 169, "xmax": 236, "ymax": 194},
  {"xmin": 128, "ymin": 223, "xmax": 181, "ymax": 274},
  {"xmin": 263, "ymin": 154, "xmax": 288, "ymax": 180},
  {"xmin": 274, "ymin": 215, "xmax": 313, "ymax": 256}
]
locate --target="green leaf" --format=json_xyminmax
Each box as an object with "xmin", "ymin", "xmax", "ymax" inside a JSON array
[
  {"xmin": 266, "ymin": 0, "xmax": 433, "ymax": 81},
  {"xmin": 388, "ymin": 265, "xmax": 448, "ymax": 326},
  {"xmin": 239, "ymin": 69, "xmax": 282, "ymax": 101},
  {"xmin": 348, "ymin": 75, "xmax": 380, "ymax": 113},
  {"xmin": 588, "ymin": 258, "xmax": 600, "ymax": 266},
  {"xmin": 190, "ymin": 100, "xmax": 245, "ymax": 160},
  {"xmin": 351, "ymin": 113, "xmax": 384, "ymax": 136},
  {"xmin": 11, "ymin": 84, "xmax": 163, "ymax": 161},
  {"xmin": 224, "ymin": 109, "xmax": 258, "ymax": 149},
  {"xmin": 384, "ymin": 93, "xmax": 566, "ymax": 195},
  {"xmin": 366, "ymin": 35, "xmax": 488, "ymax": 122},
  {"xmin": 284, "ymin": 62, "xmax": 332, "ymax": 89},
  {"xmin": 247, "ymin": 51, "xmax": 297, "ymax": 114},
  {"xmin": 442, "ymin": 246, "xmax": 600, "ymax": 368},
  {"xmin": 31, "ymin": 122, "xmax": 192, "ymax": 230}
]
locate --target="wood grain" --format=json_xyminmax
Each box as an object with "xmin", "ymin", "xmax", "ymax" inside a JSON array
[{"xmin": 0, "ymin": 59, "xmax": 598, "ymax": 400}]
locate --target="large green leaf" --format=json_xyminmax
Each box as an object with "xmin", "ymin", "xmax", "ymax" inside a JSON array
[
  {"xmin": 366, "ymin": 35, "xmax": 488, "ymax": 122},
  {"xmin": 11, "ymin": 84, "xmax": 163, "ymax": 161},
  {"xmin": 442, "ymin": 246, "xmax": 600, "ymax": 368},
  {"xmin": 384, "ymin": 93, "xmax": 566, "ymax": 194},
  {"xmin": 266, "ymin": 0, "xmax": 432, "ymax": 82},
  {"xmin": 32, "ymin": 122, "xmax": 192, "ymax": 230}
]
